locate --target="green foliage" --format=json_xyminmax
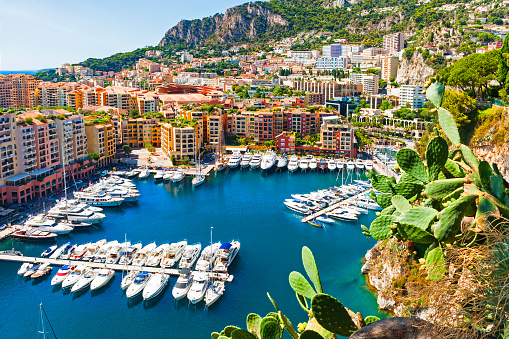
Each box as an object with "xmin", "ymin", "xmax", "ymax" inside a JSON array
[
  {"xmin": 391, "ymin": 195, "xmax": 411, "ymax": 214},
  {"xmin": 434, "ymin": 195, "xmax": 477, "ymax": 242},
  {"xmin": 396, "ymin": 148, "xmax": 428, "ymax": 184},
  {"xmin": 289, "ymin": 272, "xmax": 316, "ymax": 299},
  {"xmin": 397, "ymin": 207, "xmax": 438, "ymax": 231},
  {"xmin": 311, "ymin": 294, "xmax": 358, "ymax": 337},
  {"xmin": 302, "ymin": 246, "xmax": 323, "ymax": 294},
  {"xmin": 87, "ymin": 153, "xmax": 100, "ymax": 161},
  {"xmin": 426, "ymin": 81, "xmax": 445, "ymax": 107},
  {"xmin": 426, "ymin": 136, "xmax": 448, "ymax": 181},
  {"xmin": 364, "ymin": 316, "xmax": 380, "ymax": 325},
  {"xmin": 24, "ymin": 117, "xmax": 33, "ymax": 124},
  {"xmin": 424, "ymin": 178, "xmax": 467, "ymax": 200},
  {"xmin": 122, "ymin": 144, "xmax": 132, "ymax": 156},
  {"xmin": 369, "ymin": 215, "xmax": 395, "ymax": 240},
  {"xmin": 438, "ymin": 108, "xmax": 461, "ymax": 146},
  {"xmin": 425, "ymin": 247, "xmax": 446, "ymax": 281}
]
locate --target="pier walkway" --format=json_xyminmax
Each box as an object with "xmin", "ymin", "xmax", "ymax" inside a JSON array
[
  {"xmin": 0, "ymin": 254, "xmax": 233, "ymax": 281},
  {"xmin": 300, "ymin": 189, "xmax": 370, "ymax": 223}
]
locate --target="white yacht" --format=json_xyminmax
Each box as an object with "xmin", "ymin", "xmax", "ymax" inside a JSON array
[
  {"xmin": 82, "ymin": 239, "xmax": 107, "ymax": 261},
  {"xmin": 163, "ymin": 171, "xmax": 174, "ymax": 181},
  {"xmin": 121, "ymin": 270, "xmax": 139, "ymax": 290},
  {"xmin": 138, "ymin": 169, "xmax": 150, "ymax": 180},
  {"xmin": 187, "ymin": 271, "xmax": 210, "ymax": 304},
  {"xmin": 125, "ymin": 170, "xmax": 138, "ymax": 178},
  {"xmin": 355, "ymin": 159, "xmax": 365, "ymax": 171},
  {"xmin": 62, "ymin": 265, "xmax": 87, "ymax": 289},
  {"xmin": 346, "ymin": 161, "xmax": 355, "ymax": 171},
  {"xmin": 58, "ymin": 243, "xmax": 77, "ymax": 260},
  {"xmin": 132, "ymin": 243, "xmax": 156, "ymax": 266},
  {"xmin": 73, "ymin": 191, "xmax": 124, "ymax": 207},
  {"xmin": 154, "ymin": 170, "xmax": 164, "ymax": 181},
  {"xmin": 171, "ymin": 169, "xmax": 185, "ymax": 183},
  {"xmin": 327, "ymin": 159, "xmax": 337, "ymax": 172},
  {"xmin": 172, "ymin": 268, "xmax": 193, "ymax": 300},
  {"xmin": 195, "ymin": 242, "xmax": 222, "ymax": 271},
  {"xmin": 18, "ymin": 263, "xmax": 32, "ymax": 276},
  {"xmin": 205, "ymin": 280, "xmax": 225, "ymax": 307},
  {"xmin": 48, "ymin": 204, "xmax": 105, "ymax": 224},
  {"xmin": 106, "ymin": 242, "xmax": 130, "ymax": 264},
  {"xmin": 365, "ymin": 160, "xmax": 373, "ymax": 172},
  {"xmin": 192, "ymin": 175, "xmax": 205, "ymax": 188},
  {"xmin": 142, "ymin": 273, "xmax": 169, "ymax": 300},
  {"xmin": 309, "ymin": 156, "xmax": 317, "ymax": 170},
  {"xmin": 51, "ymin": 265, "xmax": 73, "ymax": 286},
  {"xmin": 69, "ymin": 243, "xmax": 91, "ymax": 260},
  {"xmin": 240, "ymin": 151, "xmax": 253, "ymax": 168},
  {"xmin": 336, "ymin": 159, "xmax": 344, "ymax": 171},
  {"xmin": 178, "ymin": 243, "xmax": 202, "ymax": 269},
  {"xmin": 284, "ymin": 201, "xmax": 310, "ymax": 214},
  {"xmin": 288, "ymin": 155, "xmax": 299, "ymax": 173},
  {"xmin": 50, "ymin": 242, "xmax": 72, "ymax": 259},
  {"xmin": 299, "ymin": 156, "xmax": 310, "ymax": 171},
  {"xmin": 249, "ymin": 153, "xmax": 262, "ymax": 169},
  {"xmin": 160, "ymin": 240, "xmax": 187, "ymax": 268},
  {"xmin": 71, "ymin": 268, "xmax": 98, "ymax": 293},
  {"xmin": 356, "ymin": 198, "xmax": 382, "ymax": 211},
  {"xmin": 24, "ymin": 214, "xmax": 73, "ymax": 235},
  {"xmin": 90, "ymin": 269, "xmax": 115, "ymax": 291},
  {"xmin": 260, "ymin": 150, "xmax": 277, "ymax": 171},
  {"xmin": 146, "ymin": 243, "xmax": 170, "ymax": 267},
  {"xmin": 277, "ymin": 156, "xmax": 288, "ymax": 170},
  {"xmin": 118, "ymin": 243, "xmax": 143, "ymax": 265},
  {"xmin": 101, "ymin": 187, "xmax": 140, "ymax": 202},
  {"xmin": 328, "ymin": 210, "xmax": 359, "ymax": 222},
  {"xmin": 126, "ymin": 271, "xmax": 151, "ymax": 298},
  {"xmin": 59, "ymin": 219, "xmax": 91, "ymax": 229},
  {"xmin": 227, "ymin": 151, "xmax": 242, "ymax": 169},
  {"xmin": 212, "ymin": 241, "xmax": 240, "ymax": 273},
  {"xmin": 93, "ymin": 241, "xmax": 118, "ymax": 263}
]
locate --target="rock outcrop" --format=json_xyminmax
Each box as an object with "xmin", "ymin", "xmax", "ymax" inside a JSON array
[
  {"xmin": 158, "ymin": 3, "xmax": 288, "ymax": 46},
  {"xmin": 473, "ymin": 143, "xmax": 509, "ymax": 183},
  {"xmin": 396, "ymin": 52, "xmax": 434, "ymax": 85}
]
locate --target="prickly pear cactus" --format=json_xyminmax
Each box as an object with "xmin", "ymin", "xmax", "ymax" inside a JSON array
[
  {"xmin": 289, "ymin": 271, "xmax": 316, "ymax": 299},
  {"xmin": 311, "ymin": 294, "xmax": 358, "ymax": 336},
  {"xmin": 231, "ymin": 329, "xmax": 258, "ymax": 339},
  {"xmin": 302, "ymin": 246, "xmax": 323, "ymax": 294}
]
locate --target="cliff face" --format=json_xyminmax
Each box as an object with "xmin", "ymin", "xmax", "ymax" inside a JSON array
[
  {"xmin": 158, "ymin": 3, "xmax": 288, "ymax": 46},
  {"xmin": 473, "ymin": 144, "xmax": 509, "ymax": 183},
  {"xmin": 396, "ymin": 52, "xmax": 435, "ymax": 85}
]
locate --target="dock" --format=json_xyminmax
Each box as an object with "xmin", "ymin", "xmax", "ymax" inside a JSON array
[
  {"xmin": 300, "ymin": 189, "xmax": 371, "ymax": 223},
  {"xmin": 0, "ymin": 254, "xmax": 233, "ymax": 282}
]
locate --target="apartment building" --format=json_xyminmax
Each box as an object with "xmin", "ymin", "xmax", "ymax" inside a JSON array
[
  {"xmin": 292, "ymin": 81, "xmax": 362, "ymax": 104},
  {"xmin": 0, "ymin": 74, "xmax": 41, "ymax": 109},
  {"xmin": 0, "ymin": 113, "xmax": 18, "ymax": 184},
  {"xmin": 97, "ymin": 87, "xmax": 137, "ymax": 113},
  {"xmin": 227, "ymin": 114, "xmax": 248, "ymax": 137},
  {"xmin": 85, "ymin": 123, "xmax": 115, "ymax": 167},
  {"xmin": 275, "ymin": 131, "xmax": 296, "ymax": 154},
  {"xmin": 320, "ymin": 117, "xmax": 357, "ymax": 158},
  {"xmin": 33, "ymin": 82, "xmax": 79, "ymax": 108},
  {"xmin": 381, "ymin": 56, "xmax": 399, "ymax": 82},
  {"xmin": 315, "ymin": 57, "xmax": 348, "ymax": 70},
  {"xmin": 383, "ymin": 33, "xmax": 405, "ymax": 53},
  {"xmin": 399, "ymin": 85, "xmax": 426, "ymax": 109},
  {"xmin": 203, "ymin": 113, "xmax": 226, "ymax": 145},
  {"xmin": 135, "ymin": 92, "xmax": 160, "ymax": 115},
  {"xmin": 349, "ymin": 73, "xmax": 379, "ymax": 95},
  {"xmin": 322, "ymin": 44, "xmax": 342, "ymax": 58},
  {"xmin": 161, "ymin": 120, "xmax": 200, "ymax": 161},
  {"xmin": 121, "ymin": 117, "xmax": 161, "ymax": 148}
]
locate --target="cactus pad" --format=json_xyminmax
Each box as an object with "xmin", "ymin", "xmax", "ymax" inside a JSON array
[
  {"xmin": 444, "ymin": 159, "xmax": 466, "ymax": 178},
  {"xmin": 438, "ymin": 107, "xmax": 461, "ymax": 146},
  {"xmin": 380, "ymin": 205, "xmax": 397, "ymax": 216},
  {"xmin": 289, "ymin": 271, "xmax": 316, "ymax": 299},
  {"xmin": 299, "ymin": 331, "xmax": 324, "ymax": 339},
  {"xmin": 211, "ymin": 332, "xmax": 220, "ymax": 339},
  {"xmin": 397, "ymin": 206, "xmax": 438, "ymax": 231},
  {"xmin": 364, "ymin": 316, "xmax": 381, "ymax": 325},
  {"xmin": 391, "ymin": 195, "xmax": 411, "ymax": 213},
  {"xmin": 396, "ymin": 223, "xmax": 436, "ymax": 244},
  {"xmin": 426, "ymin": 247, "xmax": 446, "ymax": 282},
  {"xmin": 311, "ymin": 293, "xmax": 358, "ymax": 336},
  {"xmin": 490, "ymin": 171, "xmax": 506, "ymax": 201},
  {"xmin": 478, "ymin": 161, "xmax": 492, "ymax": 187},
  {"xmin": 278, "ymin": 311, "xmax": 299, "ymax": 339},
  {"xmin": 221, "ymin": 326, "xmax": 240, "ymax": 337},
  {"xmin": 376, "ymin": 193, "xmax": 392, "ymax": 209},
  {"xmin": 396, "ymin": 148, "xmax": 428, "ymax": 184},
  {"xmin": 426, "ymin": 136, "xmax": 449, "ymax": 181},
  {"xmin": 424, "ymin": 178, "xmax": 466, "ymax": 199},
  {"xmin": 476, "ymin": 196, "xmax": 499, "ymax": 219},
  {"xmin": 394, "ymin": 181, "xmax": 424, "ymax": 199},
  {"xmin": 426, "ymin": 81, "xmax": 445, "ymax": 107},
  {"xmin": 296, "ymin": 292, "xmax": 310, "ymax": 313},
  {"xmin": 267, "ymin": 292, "xmax": 280, "ymax": 312},
  {"xmin": 231, "ymin": 329, "xmax": 258, "ymax": 339},
  {"xmin": 260, "ymin": 319, "xmax": 282, "ymax": 339},
  {"xmin": 434, "ymin": 195, "xmax": 477, "ymax": 242},
  {"xmin": 302, "ymin": 246, "xmax": 323, "ymax": 294},
  {"xmin": 459, "ymin": 144, "xmax": 479, "ymax": 171},
  {"xmin": 370, "ymin": 174, "xmax": 394, "ymax": 193},
  {"xmin": 369, "ymin": 215, "xmax": 395, "ymax": 240},
  {"xmin": 246, "ymin": 313, "xmax": 262, "ymax": 336}
]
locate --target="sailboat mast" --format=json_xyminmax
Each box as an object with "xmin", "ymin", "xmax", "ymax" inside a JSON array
[
  {"xmin": 39, "ymin": 303, "xmax": 46, "ymax": 339},
  {"xmin": 210, "ymin": 226, "xmax": 213, "ymax": 257}
]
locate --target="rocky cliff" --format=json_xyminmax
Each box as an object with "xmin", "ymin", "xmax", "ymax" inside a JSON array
[
  {"xmin": 473, "ymin": 144, "xmax": 509, "ymax": 183},
  {"xmin": 396, "ymin": 52, "xmax": 435, "ymax": 85},
  {"xmin": 158, "ymin": 3, "xmax": 288, "ymax": 46}
]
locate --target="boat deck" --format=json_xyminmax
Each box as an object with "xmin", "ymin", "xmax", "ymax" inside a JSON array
[
  {"xmin": 0, "ymin": 254, "xmax": 233, "ymax": 281},
  {"xmin": 300, "ymin": 189, "xmax": 371, "ymax": 223}
]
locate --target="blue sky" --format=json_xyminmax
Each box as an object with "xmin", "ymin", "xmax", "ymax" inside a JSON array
[{"xmin": 0, "ymin": 0, "xmax": 249, "ymax": 70}]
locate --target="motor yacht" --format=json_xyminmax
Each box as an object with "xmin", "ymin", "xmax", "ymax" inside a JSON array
[
  {"xmin": 31, "ymin": 264, "xmax": 52, "ymax": 279},
  {"xmin": 154, "ymin": 170, "xmax": 164, "ymax": 181},
  {"xmin": 71, "ymin": 268, "xmax": 98, "ymax": 293},
  {"xmin": 212, "ymin": 241, "xmax": 240, "ymax": 273},
  {"xmin": 187, "ymin": 271, "xmax": 210, "ymax": 304},
  {"xmin": 51, "ymin": 265, "xmax": 74, "ymax": 286},
  {"xmin": 126, "ymin": 271, "xmax": 151, "ymax": 298},
  {"xmin": 179, "ymin": 243, "xmax": 202, "ymax": 269},
  {"xmin": 277, "ymin": 155, "xmax": 288, "ymax": 170},
  {"xmin": 356, "ymin": 199, "xmax": 382, "ymax": 211},
  {"xmin": 82, "ymin": 239, "xmax": 107, "ymax": 261},
  {"xmin": 121, "ymin": 270, "xmax": 139, "ymax": 290},
  {"xmin": 101, "ymin": 187, "xmax": 140, "ymax": 202},
  {"xmin": 142, "ymin": 273, "xmax": 169, "ymax": 300},
  {"xmin": 287, "ymin": 155, "xmax": 299, "ymax": 173},
  {"xmin": 172, "ymin": 268, "xmax": 193, "ymax": 300},
  {"xmin": 328, "ymin": 211, "xmax": 358, "ymax": 222},
  {"xmin": 318, "ymin": 158, "xmax": 327, "ymax": 170},
  {"xmin": 240, "ymin": 151, "xmax": 252, "ymax": 168},
  {"xmin": 62, "ymin": 265, "xmax": 87, "ymax": 289},
  {"xmin": 365, "ymin": 160, "xmax": 373, "ymax": 172},
  {"xmin": 205, "ymin": 280, "xmax": 225, "ymax": 307},
  {"xmin": 327, "ymin": 159, "xmax": 337, "ymax": 172},
  {"xmin": 355, "ymin": 159, "xmax": 365, "ymax": 171},
  {"xmin": 308, "ymin": 219, "xmax": 326, "ymax": 228},
  {"xmin": 24, "ymin": 215, "xmax": 73, "ymax": 235},
  {"xmin": 18, "ymin": 263, "xmax": 32, "ymax": 276},
  {"xmin": 160, "ymin": 240, "xmax": 187, "ymax": 268},
  {"xmin": 49, "ymin": 242, "xmax": 71, "ymax": 259},
  {"xmin": 73, "ymin": 191, "xmax": 124, "ymax": 207},
  {"xmin": 309, "ymin": 156, "xmax": 317, "ymax": 170},
  {"xmin": 93, "ymin": 241, "xmax": 119, "ymax": 263},
  {"xmin": 125, "ymin": 170, "xmax": 138, "ymax": 178},
  {"xmin": 132, "ymin": 242, "xmax": 156, "ymax": 266},
  {"xmin": 52, "ymin": 199, "xmax": 103, "ymax": 212},
  {"xmin": 69, "ymin": 243, "xmax": 91, "ymax": 260},
  {"xmin": 284, "ymin": 201, "xmax": 311, "ymax": 215},
  {"xmin": 171, "ymin": 169, "xmax": 185, "ymax": 183},
  {"xmin": 316, "ymin": 216, "xmax": 335, "ymax": 224},
  {"xmin": 118, "ymin": 243, "xmax": 142, "ymax": 265},
  {"xmin": 145, "ymin": 243, "xmax": 170, "ymax": 267},
  {"xmin": 299, "ymin": 156, "xmax": 310, "ymax": 171},
  {"xmin": 47, "ymin": 204, "xmax": 105, "ymax": 224},
  {"xmin": 106, "ymin": 242, "xmax": 130, "ymax": 264},
  {"xmin": 90, "ymin": 269, "xmax": 115, "ymax": 291},
  {"xmin": 59, "ymin": 219, "xmax": 92, "ymax": 229},
  {"xmin": 23, "ymin": 264, "xmax": 41, "ymax": 278},
  {"xmin": 260, "ymin": 150, "xmax": 277, "ymax": 171},
  {"xmin": 346, "ymin": 161, "xmax": 355, "ymax": 171},
  {"xmin": 138, "ymin": 169, "xmax": 150, "ymax": 180},
  {"xmin": 192, "ymin": 175, "xmax": 205, "ymax": 188},
  {"xmin": 195, "ymin": 242, "xmax": 221, "ymax": 271},
  {"xmin": 58, "ymin": 243, "xmax": 77, "ymax": 260},
  {"xmin": 249, "ymin": 153, "xmax": 262, "ymax": 169},
  {"xmin": 227, "ymin": 151, "xmax": 242, "ymax": 169},
  {"xmin": 163, "ymin": 171, "xmax": 173, "ymax": 181},
  {"xmin": 41, "ymin": 245, "xmax": 57, "ymax": 258},
  {"xmin": 335, "ymin": 159, "xmax": 344, "ymax": 171}
]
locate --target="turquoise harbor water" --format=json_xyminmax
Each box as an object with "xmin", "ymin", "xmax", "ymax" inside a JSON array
[{"xmin": 0, "ymin": 169, "xmax": 384, "ymax": 338}]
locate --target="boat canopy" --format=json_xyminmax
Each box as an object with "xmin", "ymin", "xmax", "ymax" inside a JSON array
[
  {"xmin": 219, "ymin": 243, "xmax": 232, "ymax": 250},
  {"xmin": 62, "ymin": 265, "xmax": 70, "ymax": 270}
]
